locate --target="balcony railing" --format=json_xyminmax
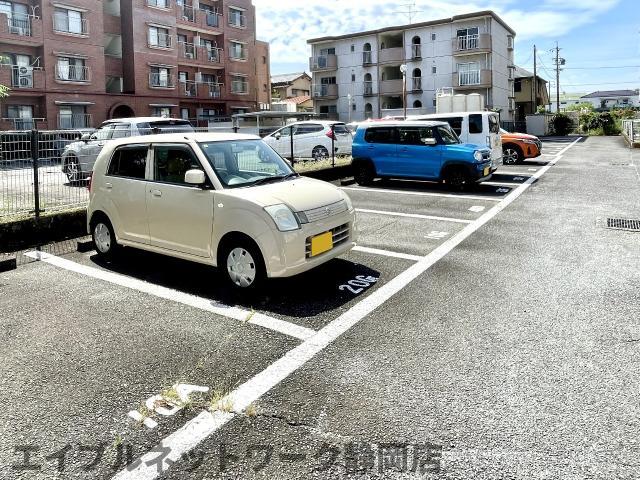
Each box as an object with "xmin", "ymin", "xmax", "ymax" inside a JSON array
[
  {"xmin": 362, "ymin": 51, "xmax": 372, "ymax": 65},
  {"xmin": 55, "ymin": 64, "xmax": 91, "ymax": 82},
  {"xmin": 458, "ymin": 34, "xmax": 479, "ymax": 51},
  {"xmin": 177, "ymin": 5, "xmax": 221, "ymax": 27},
  {"xmin": 458, "ymin": 70, "xmax": 480, "ymax": 86},
  {"xmin": 53, "ymin": 13, "xmax": 88, "ymax": 35},
  {"xmin": 228, "ymin": 11, "xmax": 245, "ymax": 27},
  {"xmin": 378, "ymin": 47, "xmax": 403, "ymax": 63},
  {"xmin": 206, "ymin": 82, "xmax": 222, "ymax": 98},
  {"xmin": 58, "ymin": 113, "xmax": 92, "ymax": 129},
  {"xmin": 5, "ymin": 12, "xmax": 33, "ymax": 36},
  {"xmin": 411, "ymin": 76, "xmax": 422, "ymax": 91},
  {"xmin": 180, "ymin": 80, "xmax": 197, "ymax": 97},
  {"xmin": 312, "ymin": 83, "xmax": 338, "ymax": 99},
  {"xmin": 411, "ymin": 44, "xmax": 421, "ymax": 59},
  {"xmin": 379, "ymin": 79, "xmax": 403, "ymax": 95},
  {"xmin": 453, "ymin": 33, "xmax": 491, "ymax": 54},
  {"xmin": 9, "ymin": 65, "xmax": 43, "ymax": 88},
  {"xmin": 363, "ymin": 81, "xmax": 373, "ymax": 96},
  {"xmin": 310, "ymin": 54, "xmax": 337, "ymax": 71},
  {"xmin": 231, "ymin": 79, "xmax": 248, "ymax": 94},
  {"xmin": 2, "ymin": 117, "xmax": 46, "ymax": 130},
  {"xmin": 147, "ymin": 0, "xmax": 171, "ymax": 8},
  {"xmin": 149, "ymin": 32, "xmax": 173, "ymax": 49},
  {"xmin": 149, "ymin": 73, "xmax": 175, "ymax": 88}
]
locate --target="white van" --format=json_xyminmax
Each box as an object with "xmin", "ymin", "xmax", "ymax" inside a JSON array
[{"xmin": 408, "ymin": 111, "xmax": 502, "ymax": 169}]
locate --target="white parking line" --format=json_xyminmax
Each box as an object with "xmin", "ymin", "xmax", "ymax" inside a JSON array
[
  {"xmin": 494, "ymin": 171, "xmax": 534, "ymax": 176},
  {"xmin": 341, "ymin": 186, "xmax": 502, "ymax": 202},
  {"xmin": 356, "ymin": 208, "xmax": 473, "ymax": 224},
  {"xmin": 352, "ymin": 246, "xmax": 422, "ymax": 262},
  {"xmin": 481, "ymin": 181, "xmax": 523, "ymax": 187},
  {"xmin": 113, "ymin": 138, "xmax": 582, "ymax": 480},
  {"xmin": 23, "ymin": 251, "xmax": 316, "ymax": 341}
]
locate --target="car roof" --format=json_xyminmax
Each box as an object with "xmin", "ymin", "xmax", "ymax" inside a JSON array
[
  {"xmin": 281, "ymin": 120, "xmax": 345, "ymax": 126},
  {"xmin": 101, "ymin": 117, "xmax": 193, "ymax": 125},
  {"xmin": 411, "ymin": 111, "xmax": 497, "ymax": 118},
  {"xmin": 357, "ymin": 120, "xmax": 449, "ymax": 128},
  {"xmin": 106, "ymin": 132, "xmax": 261, "ymax": 148}
]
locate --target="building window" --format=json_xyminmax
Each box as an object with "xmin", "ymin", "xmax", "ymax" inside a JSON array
[
  {"xmin": 229, "ymin": 41, "xmax": 247, "ymax": 60},
  {"xmin": 59, "ymin": 105, "xmax": 89, "ymax": 129},
  {"xmin": 231, "ymin": 74, "xmax": 248, "ymax": 94},
  {"xmin": 431, "ymin": 33, "xmax": 436, "ymax": 41},
  {"xmin": 352, "ymin": 103, "xmax": 356, "ymax": 111},
  {"xmin": 56, "ymin": 57, "xmax": 89, "ymax": 82},
  {"xmin": 147, "ymin": 0, "xmax": 169, "ymax": 8},
  {"xmin": 514, "ymin": 79, "xmax": 522, "ymax": 92},
  {"xmin": 228, "ymin": 7, "xmax": 245, "ymax": 27},
  {"xmin": 53, "ymin": 7, "xmax": 87, "ymax": 35},
  {"xmin": 148, "ymin": 26, "xmax": 172, "ymax": 48},
  {"xmin": 351, "ymin": 73, "xmax": 355, "ymax": 82},
  {"xmin": 350, "ymin": 44, "xmax": 355, "ymax": 52},
  {"xmin": 106, "ymin": 76, "xmax": 122, "ymax": 93},
  {"xmin": 6, "ymin": 105, "xmax": 34, "ymax": 129},
  {"xmin": 152, "ymin": 106, "xmax": 172, "ymax": 117},
  {"xmin": 432, "ymin": 65, "xmax": 436, "ymax": 74},
  {"xmin": 150, "ymin": 66, "xmax": 174, "ymax": 88}
]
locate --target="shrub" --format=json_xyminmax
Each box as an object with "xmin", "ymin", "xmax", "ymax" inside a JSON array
[
  {"xmin": 566, "ymin": 102, "xmax": 595, "ymax": 113},
  {"xmin": 549, "ymin": 113, "xmax": 574, "ymax": 135}
]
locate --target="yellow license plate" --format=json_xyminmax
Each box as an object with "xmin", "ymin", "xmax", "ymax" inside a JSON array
[
  {"xmin": 483, "ymin": 166, "xmax": 490, "ymax": 176},
  {"xmin": 310, "ymin": 231, "xmax": 333, "ymax": 256}
]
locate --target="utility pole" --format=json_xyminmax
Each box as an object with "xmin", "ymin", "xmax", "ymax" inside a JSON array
[
  {"xmin": 533, "ymin": 45, "xmax": 537, "ymax": 112},
  {"xmin": 552, "ymin": 42, "xmax": 565, "ymax": 112}
]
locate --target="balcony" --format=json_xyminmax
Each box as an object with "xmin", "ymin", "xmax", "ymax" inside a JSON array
[
  {"xmin": 309, "ymin": 55, "xmax": 337, "ymax": 72},
  {"xmin": 453, "ymin": 69, "xmax": 492, "ymax": 89},
  {"xmin": 180, "ymin": 80, "xmax": 197, "ymax": 97},
  {"xmin": 203, "ymin": 82, "xmax": 223, "ymax": 98},
  {"xmin": 149, "ymin": 73, "xmax": 175, "ymax": 88},
  {"xmin": 411, "ymin": 76, "xmax": 422, "ymax": 92},
  {"xmin": 0, "ymin": 117, "xmax": 46, "ymax": 130},
  {"xmin": 381, "ymin": 107, "xmax": 431, "ymax": 117},
  {"xmin": 148, "ymin": 33, "xmax": 173, "ymax": 49},
  {"xmin": 53, "ymin": 13, "xmax": 88, "ymax": 36},
  {"xmin": 147, "ymin": 0, "xmax": 171, "ymax": 8},
  {"xmin": 0, "ymin": 12, "xmax": 43, "ymax": 45},
  {"xmin": 312, "ymin": 83, "xmax": 338, "ymax": 99},
  {"xmin": 363, "ymin": 81, "xmax": 374, "ymax": 96},
  {"xmin": 411, "ymin": 44, "xmax": 422, "ymax": 59},
  {"xmin": 452, "ymin": 33, "xmax": 491, "ymax": 55},
  {"xmin": 362, "ymin": 51, "xmax": 373, "ymax": 65},
  {"xmin": 178, "ymin": 43, "xmax": 223, "ymax": 65},
  {"xmin": 55, "ymin": 64, "xmax": 91, "ymax": 83},
  {"xmin": 177, "ymin": 5, "xmax": 222, "ymax": 29},
  {"xmin": 0, "ymin": 65, "xmax": 45, "ymax": 90},
  {"xmin": 58, "ymin": 113, "xmax": 92, "ymax": 129},
  {"xmin": 379, "ymin": 79, "xmax": 403, "ymax": 95},
  {"xmin": 378, "ymin": 47, "xmax": 403, "ymax": 63}
]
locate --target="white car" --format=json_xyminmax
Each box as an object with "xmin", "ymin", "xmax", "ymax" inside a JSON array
[
  {"xmin": 262, "ymin": 121, "xmax": 353, "ymax": 160},
  {"xmin": 61, "ymin": 117, "xmax": 194, "ymax": 183},
  {"xmin": 87, "ymin": 132, "xmax": 356, "ymax": 289}
]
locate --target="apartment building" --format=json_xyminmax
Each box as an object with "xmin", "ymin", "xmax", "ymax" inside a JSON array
[
  {"xmin": 0, "ymin": 0, "xmax": 270, "ymax": 130},
  {"xmin": 307, "ymin": 11, "xmax": 516, "ymax": 122}
]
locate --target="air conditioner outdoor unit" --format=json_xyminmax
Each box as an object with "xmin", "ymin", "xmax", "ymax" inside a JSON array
[
  {"xmin": 185, "ymin": 52, "xmax": 194, "ymax": 59},
  {"xmin": 313, "ymin": 91, "xmax": 321, "ymax": 97},
  {"xmin": 10, "ymin": 26, "xmax": 25, "ymax": 35},
  {"xmin": 18, "ymin": 66, "xmax": 33, "ymax": 88}
]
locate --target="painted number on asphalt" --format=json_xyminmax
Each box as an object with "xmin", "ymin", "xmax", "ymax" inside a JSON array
[
  {"xmin": 496, "ymin": 188, "xmax": 510, "ymax": 193},
  {"xmin": 513, "ymin": 177, "xmax": 525, "ymax": 181},
  {"xmin": 339, "ymin": 275, "xmax": 379, "ymax": 295},
  {"xmin": 425, "ymin": 231, "xmax": 449, "ymax": 240}
]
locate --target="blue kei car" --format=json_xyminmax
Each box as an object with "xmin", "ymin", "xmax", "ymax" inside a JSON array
[{"xmin": 351, "ymin": 121, "xmax": 495, "ymax": 189}]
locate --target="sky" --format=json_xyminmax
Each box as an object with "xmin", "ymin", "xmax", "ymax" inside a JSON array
[{"xmin": 253, "ymin": 0, "xmax": 639, "ymax": 95}]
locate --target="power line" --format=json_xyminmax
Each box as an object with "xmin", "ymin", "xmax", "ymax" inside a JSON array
[
  {"xmin": 559, "ymin": 81, "xmax": 640, "ymax": 86},
  {"xmin": 520, "ymin": 65, "xmax": 640, "ymax": 70}
]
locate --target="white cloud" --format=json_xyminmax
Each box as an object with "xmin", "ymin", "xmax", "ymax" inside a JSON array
[{"xmin": 253, "ymin": 0, "xmax": 621, "ymax": 74}]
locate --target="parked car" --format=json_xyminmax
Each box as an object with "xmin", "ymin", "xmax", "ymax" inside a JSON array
[
  {"xmin": 351, "ymin": 121, "xmax": 493, "ymax": 189},
  {"xmin": 87, "ymin": 132, "xmax": 356, "ymax": 289},
  {"xmin": 500, "ymin": 128, "xmax": 542, "ymax": 164},
  {"xmin": 262, "ymin": 121, "xmax": 353, "ymax": 160},
  {"xmin": 408, "ymin": 111, "xmax": 503, "ymax": 167},
  {"xmin": 61, "ymin": 117, "xmax": 194, "ymax": 183}
]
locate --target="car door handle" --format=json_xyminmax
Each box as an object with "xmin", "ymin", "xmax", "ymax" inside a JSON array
[
  {"xmin": 105, "ymin": 182, "xmax": 112, "ymax": 190},
  {"xmin": 150, "ymin": 189, "xmax": 162, "ymax": 197}
]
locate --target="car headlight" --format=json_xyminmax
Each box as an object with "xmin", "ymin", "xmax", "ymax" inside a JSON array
[
  {"xmin": 522, "ymin": 139, "xmax": 537, "ymax": 144},
  {"xmin": 264, "ymin": 204, "xmax": 300, "ymax": 232},
  {"xmin": 473, "ymin": 150, "xmax": 483, "ymax": 162},
  {"xmin": 342, "ymin": 192, "xmax": 353, "ymax": 210}
]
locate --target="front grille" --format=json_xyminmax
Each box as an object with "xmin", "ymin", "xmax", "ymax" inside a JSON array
[
  {"xmin": 299, "ymin": 200, "xmax": 348, "ymax": 223},
  {"xmin": 606, "ymin": 218, "xmax": 640, "ymax": 232},
  {"xmin": 305, "ymin": 223, "xmax": 350, "ymax": 258}
]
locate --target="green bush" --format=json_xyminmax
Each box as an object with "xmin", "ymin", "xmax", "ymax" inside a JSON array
[
  {"xmin": 580, "ymin": 111, "xmax": 621, "ymax": 135},
  {"xmin": 566, "ymin": 102, "xmax": 595, "ymax": 112},
  {"xmin": 549, "ymin": 113, "xmax": 574, "ymax": 135}
]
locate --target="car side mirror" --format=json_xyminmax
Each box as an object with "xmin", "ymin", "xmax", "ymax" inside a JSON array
[
  {"xmin": 81, "ymin": 133, "xmax": 91, "ymax": 142},
  {"xmin": 274, "ymin": 132, "xmax": 281, "ymax": 140},
  {"xmin": 421, "ymin": 138, "xmax": 437, "ymax": 146},
  {"xmin": 184, "ymin": 169, "xmax": 206, "ymax": 186}
]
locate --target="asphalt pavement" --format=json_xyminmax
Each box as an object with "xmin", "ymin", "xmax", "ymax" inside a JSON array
[{"xmin": 1, "ymin": 136, "xmax": 639, "ymax": 479}]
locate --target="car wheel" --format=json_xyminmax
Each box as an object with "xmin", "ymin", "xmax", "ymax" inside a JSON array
[
  {"xmin": 64, "ymin": 156, "xmax": 82, "ymax": 184},
  {"xmin": 91, "ymin": 217, "xmax": 118, "ymax": 258},
  {"xmin": 312, "ymin": 146, "xmax": 329, "ymax": 161},
  {"xmin": 354, "ymin": 162, "xmax": 374, "ymax": 186},
  {"xmin": 502, "ymin": 146, "xmax": 522, "ymax": 165},
  {"xmin": 221, "ymin": 239, "xmax": 265, "ymax": 290},
  {"xmin": 445, "ymin": 166, "xmax": 471, "ymax": 191}
]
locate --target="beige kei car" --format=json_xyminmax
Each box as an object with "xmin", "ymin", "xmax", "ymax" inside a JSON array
[{"xmin": 87, "ymin": 133, "xmax": 356, "ymax": 289}]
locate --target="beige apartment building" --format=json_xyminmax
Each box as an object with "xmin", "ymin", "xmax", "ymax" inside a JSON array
[{"xmin": 307, "ymin": 10, "xmax": 516, "ymax": 121}]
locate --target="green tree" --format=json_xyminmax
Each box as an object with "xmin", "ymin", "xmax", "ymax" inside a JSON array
[{"xmin": 566, "ymin": 102, "xmax": 594, "ymax": 112}]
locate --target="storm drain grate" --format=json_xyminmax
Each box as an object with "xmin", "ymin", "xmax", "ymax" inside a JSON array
[{"xmin": 606, "ymin": 218, "xmax": 640, "ymax": 232}]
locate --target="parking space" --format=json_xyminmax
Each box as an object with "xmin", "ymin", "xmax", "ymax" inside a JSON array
[{"xmin": 0, "ymin": 136, "xmax": 584, "ymax": 479}]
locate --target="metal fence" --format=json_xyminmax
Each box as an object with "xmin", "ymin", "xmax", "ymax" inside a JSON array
[
  {"xmin": 621, "ymin": 119, "xmax": 640, "ymax": 147},
  {"xmin": 0, "ymin": 124, "xmax": 352, "ymax": 220}
]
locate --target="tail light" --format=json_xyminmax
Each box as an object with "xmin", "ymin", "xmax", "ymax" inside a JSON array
[{"xmin": 326, "ymin": 129, "xmax": 336, "ymax": 140}]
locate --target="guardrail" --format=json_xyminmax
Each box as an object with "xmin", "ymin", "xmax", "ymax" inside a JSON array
[{"xmin": 621, "ymin": 119, "xmax": 640, "ymax": 147}]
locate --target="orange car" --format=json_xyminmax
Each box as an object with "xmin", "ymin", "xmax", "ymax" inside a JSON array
[{"xmin": 500, "ymin": 128, "xmax": 542, "ymax": 164}]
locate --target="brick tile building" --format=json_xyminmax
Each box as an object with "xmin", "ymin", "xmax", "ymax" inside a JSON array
[{"xmin": 0, "ymin": 0, "xmax": 270, "ymax": 130}]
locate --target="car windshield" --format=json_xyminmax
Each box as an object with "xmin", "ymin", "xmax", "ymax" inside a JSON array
[
  {"xmin": 436, "ymin": 125, "xmax": 460, "ymax": 145},
  {"xmin": 137, "ymin": 120, "xmax": 194, "ymax": 135},
  {"xmin": 500, "ymin": 128, "xmax": 510, "ymax": 134},
  {"xmin": 198, "ymin": 139, "xmax": 295, "ymax": 188}
]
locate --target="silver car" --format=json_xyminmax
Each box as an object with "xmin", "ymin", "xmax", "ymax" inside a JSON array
[{"xmin": 61, "ymin": 117, "xmax": 194, "ymax": 183}]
